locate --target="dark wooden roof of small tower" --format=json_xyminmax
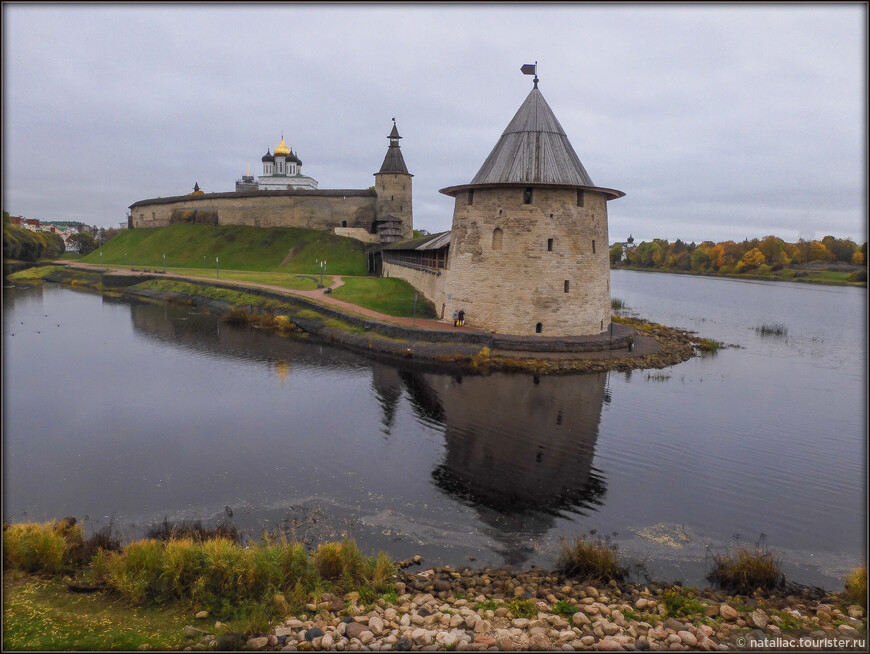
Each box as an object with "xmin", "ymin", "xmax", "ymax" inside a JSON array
[
  {"xmin": 440, "ymin": 85, "xmax": 623, "ymax": 200},
  {"xmin": 377, "ymin": 120, "xmax": 410, "ymax": 175}
]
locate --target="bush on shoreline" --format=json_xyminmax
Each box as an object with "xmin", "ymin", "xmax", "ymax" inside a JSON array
[
  {"xmin": 706, "ymin": 540, "xmax": 785, "ymax": 595},
  {"xmin": 845, "ymin": 565, "xmax": 867, "ymax": 609},
  {"xmin": 555, "ymin": 534, "xmax": 627, "ymax": 583},
  {"xmin": 3, "ymin": 519, "xmax": 83, "ymax": 574}
]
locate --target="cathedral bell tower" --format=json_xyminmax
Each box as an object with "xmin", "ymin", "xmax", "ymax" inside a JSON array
[{"xmin": 373, "ymin": 119, "xmax": 413, "ymax": 242}]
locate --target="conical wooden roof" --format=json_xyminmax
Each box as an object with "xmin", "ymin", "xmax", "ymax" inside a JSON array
[{"xmin": 470, "ymin": 87, "xmax": 594, "ymax": 187}]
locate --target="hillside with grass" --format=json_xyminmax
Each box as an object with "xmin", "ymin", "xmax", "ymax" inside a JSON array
[{"xmin": 81, "ymin": 224, "xmax": 368, "ymax": 275}]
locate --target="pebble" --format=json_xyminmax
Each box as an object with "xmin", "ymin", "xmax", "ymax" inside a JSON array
[
  {"xmin": 838, "ymin": 624, "xmax": 861, "ymax": 638},
  {"xmin": 719, "ymin": 604, "xmax": 738, "ymax": 621},
  {"xmin": 678, "ymin": 630, "xmax": 698, "ymax": 646},
  {"xmin": 246, "ymin": 636, "xmax": 269, "ymax": 650},
  {"xmin": 345, "ymin": 622, "xmax": 367, "ymax": 640},
  {"xmin": 746, "ymin": 610, "xmax": 769, "ymax": 629},
  {"xmin": 411, "ymin": 628, "xmax": 432, "ymax": 646}
]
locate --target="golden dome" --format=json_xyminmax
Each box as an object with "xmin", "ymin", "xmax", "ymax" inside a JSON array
[{"xmin": 273, "ymin": 134, "xmax": 291, "ymax": 157}]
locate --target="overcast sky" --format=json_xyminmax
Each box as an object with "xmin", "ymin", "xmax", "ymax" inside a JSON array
[{"xmin": 3, "ymin": 3, "xmax": 866, "ymax": 244}]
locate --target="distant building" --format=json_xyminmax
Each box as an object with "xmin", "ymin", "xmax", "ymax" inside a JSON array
[
  {"xmin": 234, "ymin": 165, "xmax": 258, "ymax": 192},
  {"xmin": 256, "ymin": 135, "xmax": 318, "ymax": 191}
]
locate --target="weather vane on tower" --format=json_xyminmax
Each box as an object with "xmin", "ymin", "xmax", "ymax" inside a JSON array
[{"xmin": 521, "ymin": 61, "xmax": 538, "ymax": 88}]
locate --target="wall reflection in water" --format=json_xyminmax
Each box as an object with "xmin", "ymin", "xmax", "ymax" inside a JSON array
[{"xmin": 372, "ymin": 365, "xmax": 609, "ymax": 565}]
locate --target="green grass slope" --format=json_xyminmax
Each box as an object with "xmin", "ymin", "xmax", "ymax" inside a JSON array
[
  {"xmin": 81, "ymin": 224, "xmax": 368, "ymax": 275},
  {"xmin": 331, "ymin": 277, "xmax": 438, "ymax": 318}
]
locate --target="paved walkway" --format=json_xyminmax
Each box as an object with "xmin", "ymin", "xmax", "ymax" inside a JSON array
[{"xmin": 69, "ymin": 264, "xmax": 479, "ymax": 333}]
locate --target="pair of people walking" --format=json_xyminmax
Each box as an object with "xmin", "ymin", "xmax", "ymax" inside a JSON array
[{"xmin": 452, "ymin": 309, "xmax": 465, "ymax": 327}]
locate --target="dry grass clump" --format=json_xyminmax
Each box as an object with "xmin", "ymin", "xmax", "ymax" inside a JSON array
[
  {"xmin": 313, "ymin": 538, "xmax": 395, "ymax": 589},
  {"xmin": 144, "ymin": 518, "xmax": 239, "ymax": 544},
  {"xmin": 3, "ymin": 519, "xmax": 83, "ymax": 575},
  {"xmin": 555, "ymin": 535, "xmax": 626, "ymax": 583},
  {"xmin": 707, "ymin": 541, "xmax": 785, "ymax": 594},
  {"xmin": 844, "ymin": 565, "xmax": 867, "ymax": 608}
]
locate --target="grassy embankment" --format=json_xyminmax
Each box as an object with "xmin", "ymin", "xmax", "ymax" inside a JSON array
[
  {"xmin": 3, "ymin": 520, "xmax": 396, "ymax": 650},
  {"xmin": 79, "ymin": 223, "xmax": 368, "ymax": 275},
  {"xmin": 331, "ymin": 277, "xmax": 437, "ymax": 319},
  {"xmin": 21, "ymin": 223, "xmax": 433, "ymax": 318}
]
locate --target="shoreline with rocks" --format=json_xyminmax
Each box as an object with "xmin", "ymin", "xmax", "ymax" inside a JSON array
[{"xmin": 182, "ymin": 564, "xmax": 866, "ymax": 652}]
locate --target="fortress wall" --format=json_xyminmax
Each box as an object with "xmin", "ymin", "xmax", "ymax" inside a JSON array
[
  {"xmin": 442, "ymin": 187, "xmax": 611, "ymax": 337},
  {"xmin": 334, "ymin": 227, "xmax": 380, "ymax": 243},
  {"xmin": 130, "ymin": 192, "xmax": 378, "ymax": 231},
  {"xmin": 382, "ymin": 261, "xmax": 448, "ymax": 318}
]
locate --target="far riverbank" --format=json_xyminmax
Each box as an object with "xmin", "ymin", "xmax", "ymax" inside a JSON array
[{"xmin": 610, "ymin": 263, "xmax": 866, "ymax": 287}]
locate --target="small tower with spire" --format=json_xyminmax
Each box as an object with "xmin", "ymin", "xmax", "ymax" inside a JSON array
[{"xmin": 373, "ymin": 118, "xmax": 413, "ymax": 241}]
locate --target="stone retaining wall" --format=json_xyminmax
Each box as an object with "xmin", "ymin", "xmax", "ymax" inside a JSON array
[{"xmin": 382, "ymin": 261, "xmax": 448, "ymax": 318}]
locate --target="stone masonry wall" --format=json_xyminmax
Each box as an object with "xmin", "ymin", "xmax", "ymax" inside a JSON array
[
  {"xmin": 442, "ymin": 186, "xmax": 611, "ymax": 337},
  {"xmin": 334, "ymin": 227, "xmax": 380, "ymax": 243},
  {"xmin": 382, "ymin": 261, "xmax": 447, "ymax": 318},
  {"xmin": 374, "ymin": 172, "xmax": 414, "ymax": 239},
  {"xmin": 130, "ymin": 191, "xmax": 378, "ymax": 231}
]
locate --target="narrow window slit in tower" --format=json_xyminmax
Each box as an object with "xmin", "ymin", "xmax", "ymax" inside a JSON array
[
  {"xmin": 467, "ymin": 190, "xmax": 474, "ymax": 205},
  {"xmin": 535, "ymin": 322, "xmax": 543, "ymax": 334},
  {"xmin": 523, "ymin": 187, "xmax": 533, "ymax": 204},
  {"xmin": 577, "ymin": 190, "xmax": 585, "ymax": 207},
  {"xmin": 564, "ymin": 280, "xmax": 570, "ymax": 293},
  {"xmin": 492, "ymin": 228, "xmax": 503, "ymax": 251},
  {"xmin": 547, "ymin": 238, "xmax": 554, "ymax": 252},
  {"xmin": 592, "ymin": 240, "xmax": 596, "ymax": 254}
]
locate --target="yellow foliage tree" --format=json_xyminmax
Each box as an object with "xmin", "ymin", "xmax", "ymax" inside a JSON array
[{"xmin": 739, "ymin": 247, "xmax": 766, "ymax": 270}]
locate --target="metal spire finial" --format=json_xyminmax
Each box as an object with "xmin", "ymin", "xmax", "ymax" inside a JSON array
[{"xmin": 521, "ymin": 61, "xmax": 539, "ymax": 87}]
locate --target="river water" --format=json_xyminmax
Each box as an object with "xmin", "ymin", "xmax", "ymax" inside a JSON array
[{"xmin": 2, "ymin": 270, "xmax": 866, "ymax": 589}]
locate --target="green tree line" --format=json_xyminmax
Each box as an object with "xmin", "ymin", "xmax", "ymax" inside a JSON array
[
  {"xmin": 611, "ymin": 234, "xmax": 867, "ymax": 276},
  {"xmin": 3, "ymin": 210, "xmax": 66, "ymax": 261}
]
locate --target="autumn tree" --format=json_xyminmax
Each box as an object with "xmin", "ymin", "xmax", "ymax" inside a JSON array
[
  {"xmin": 758, "ymin": 235, "xmax": 789, "ymax": 268},
  {"xmin": 808, "ymin": 240, "xmax": 831, "ymax": 262},
  {"xmin": 738, "ymin": 247, "xmax": 766, "ymax": 271},
  {"xmin": 690, "ymin": 247, "xmax": 711, "ymax": 271}
]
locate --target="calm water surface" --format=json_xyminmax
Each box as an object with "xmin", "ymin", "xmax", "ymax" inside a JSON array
[{"xmin": 3, "ymin": 270, "xmax": 866, "ymax": 588}]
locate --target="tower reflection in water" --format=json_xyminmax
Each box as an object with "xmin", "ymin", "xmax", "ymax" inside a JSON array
[{"xmin": 394, "ymin": 369, "xmax": 609, "ymax": 566}]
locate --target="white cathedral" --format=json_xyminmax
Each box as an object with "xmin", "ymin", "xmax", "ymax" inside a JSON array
[{"xmin": 235, "ymin": 134, "xmax": 318, "ymax": 192}]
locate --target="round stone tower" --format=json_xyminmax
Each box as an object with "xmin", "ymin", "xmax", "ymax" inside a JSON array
[
  {"xmin": 374, "ymin": 120, "xmax": 414, "ymax": 241},
  {"xmin": 440, "ymin": 80, "xmax": 624, "ymax": 337}
]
